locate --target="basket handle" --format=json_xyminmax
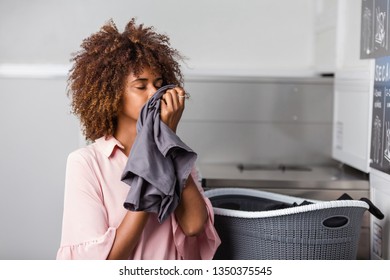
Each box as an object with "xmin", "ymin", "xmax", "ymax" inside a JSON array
[
  {"xmin": 322, "ymin": 216, "xmax": 349, "ymax": 228},
  {"xmin": 338, "ymin": 193, "xmax": 384, "ymax": 220}
]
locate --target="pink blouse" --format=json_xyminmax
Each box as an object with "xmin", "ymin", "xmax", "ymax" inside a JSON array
[{"xmin": 56, "ymin": 136, "xmax": 221, "ymax": 260}]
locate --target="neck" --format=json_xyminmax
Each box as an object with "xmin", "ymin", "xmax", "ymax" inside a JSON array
[{"xmin": 114, "ymin": 118, "xmax": 137, "ymax": 157}]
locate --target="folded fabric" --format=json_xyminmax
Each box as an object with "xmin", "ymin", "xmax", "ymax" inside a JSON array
[{"xmin": 121, "ymin": 84, "xmax": 197, "ymax": 223}]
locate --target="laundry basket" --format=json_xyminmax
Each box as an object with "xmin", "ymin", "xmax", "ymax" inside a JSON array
[{"xmin": 205, "ymin": 188, "xmax": 375, "ymax": 260}]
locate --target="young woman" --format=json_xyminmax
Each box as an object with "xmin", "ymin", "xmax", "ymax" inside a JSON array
[{"xmin": 56, "ymin": 18, "xmax": 220, "ymax": 260}]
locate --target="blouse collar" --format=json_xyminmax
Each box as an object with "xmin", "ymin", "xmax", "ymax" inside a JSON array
[{"xmin": 95, "ymin": 136, "xmax": 125, "ymax": 158}]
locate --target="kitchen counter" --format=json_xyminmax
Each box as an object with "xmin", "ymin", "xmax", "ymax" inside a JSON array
[{"xmin": 199, "ymin": 163, "xmax": 369, "ymax": 192}]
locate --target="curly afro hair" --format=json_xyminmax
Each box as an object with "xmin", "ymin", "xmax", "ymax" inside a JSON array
[{"xmin": 68, "ymin": 18, "xmax": 185, "ymax": 141}]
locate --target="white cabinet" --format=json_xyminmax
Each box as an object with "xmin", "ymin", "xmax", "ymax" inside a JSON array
[
  {"xmin": 332, "ymin": 68, "xmax": 374, "ymax": 172},
  {"xmin": 332, "ymin": 0, "xmax": 375, "ymax": 172}
]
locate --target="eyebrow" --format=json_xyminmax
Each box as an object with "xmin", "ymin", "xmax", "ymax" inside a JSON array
[{"xmin": 130, "ymin": 77, "xmax": 163, "ymax": 83}]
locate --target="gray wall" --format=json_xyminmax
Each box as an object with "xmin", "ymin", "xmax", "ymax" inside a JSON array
[{"xmin": 0, "ymin": 77, "xmax": 80, "ymax": 259}]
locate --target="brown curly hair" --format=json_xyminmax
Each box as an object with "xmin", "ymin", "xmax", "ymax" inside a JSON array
[{"xmin": 68, "ymin": 18, "xmax": 185, "ymax": 141}]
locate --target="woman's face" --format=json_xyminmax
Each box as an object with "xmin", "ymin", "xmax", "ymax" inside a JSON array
[{"xmin": 120, "ymin": 68, "xmax": 163, "ymax": 122}]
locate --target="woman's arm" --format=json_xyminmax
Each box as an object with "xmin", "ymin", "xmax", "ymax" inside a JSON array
[
  {"xmin": 106, "ymin": 211, "xmax": 150, "ymax": 260},
  {"xmin": 59, "ymin": 152, "xmax": 150, "ymax": 260},
  {"xmin": 174, "ymin": 175, "xmax": 208, "ymax": 236},
  {"xmin": 161, "ymin": 87, "xmax": 208, "ymax": 235}
]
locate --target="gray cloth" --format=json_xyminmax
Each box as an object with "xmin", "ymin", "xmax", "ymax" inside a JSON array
[{"xmin": 121, "ymin": 84, "xmax": 197, "ymax": 223}]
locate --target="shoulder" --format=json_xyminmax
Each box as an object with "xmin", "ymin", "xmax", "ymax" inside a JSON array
[
  {"xmin": 66, "ymin": 142, "xmax": 100, "ymax": 170},
  {"xmin": 64, "ymin": 143, "xmax": 103, "ymax": 193}
]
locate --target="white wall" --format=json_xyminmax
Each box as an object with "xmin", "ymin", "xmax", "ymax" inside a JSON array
[
  {"xmin": 0, "ymin": 0, "xmax": 315, "ymax": 75},
  {"xmin": 0, "ymin": 0, "xmax": 322, "ymax": 259},
  {"xmin": 314, "ymin": 0, "xmax": 338, "ymax": 73}
]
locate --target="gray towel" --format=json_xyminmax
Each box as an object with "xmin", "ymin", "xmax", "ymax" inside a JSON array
[{"xmin": 121, "ymin": 84, "xmax": 197, "ymax": 223}]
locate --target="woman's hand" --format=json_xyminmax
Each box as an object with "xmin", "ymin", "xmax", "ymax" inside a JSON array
[{"xmin": 160, "ymin": 87, "xmax": 187, "ymax": 133}]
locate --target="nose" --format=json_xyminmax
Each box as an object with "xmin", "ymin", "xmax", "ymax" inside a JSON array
[{"xmin": 147, "ymin": 85, "xmax": 158, "ymax": 99}]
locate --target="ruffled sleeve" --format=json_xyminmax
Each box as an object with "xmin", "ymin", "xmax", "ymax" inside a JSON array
[
  {"xmin": 56, "ymin": 228, "xmax": 116, "ymax": 260},
  {"xmin": 172, "ymin": 168, "xmax": 221, "ymax": 260},
  {"xmin": 56, "ymin": 151, "xmax": 116, "ymax": 260}
]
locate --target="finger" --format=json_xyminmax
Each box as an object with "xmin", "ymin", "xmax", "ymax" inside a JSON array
[
  {"xmin": 170, "ymin": 88, "xmax": 182, "ymax": 109},
  {"xmin": 175, "ymin": 87, "xmax": 186, "ymax": 106},
  {"xmin": 166, "ymin": 88, "xmax": 181, "ymax": 110},
  {"xmin": 162, "ymin": 91, "xmax": 174, "ymax": 109},
  {"xmin": 160, "ymin": 96, "xmax": 167, "ymax": 109}
]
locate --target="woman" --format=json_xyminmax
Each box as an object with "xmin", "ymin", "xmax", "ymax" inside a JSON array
[{"xmin": 56, "ymin": 18, "xmax": 220, "ymax": 260}]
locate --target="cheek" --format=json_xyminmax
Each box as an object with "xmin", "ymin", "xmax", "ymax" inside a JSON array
[{"xmin": 122, "ymin": 94, "xmax": 147, "ymax": 118}]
